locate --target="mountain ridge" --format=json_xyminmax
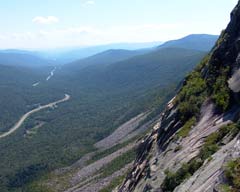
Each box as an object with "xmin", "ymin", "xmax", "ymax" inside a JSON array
[
  {"xmin": 158, "ymin": 34, "xmax": 218, "ymax": 51},
  {"xmin": 0, "ymin": 52, "xmax": 53, "ymax": 68}
]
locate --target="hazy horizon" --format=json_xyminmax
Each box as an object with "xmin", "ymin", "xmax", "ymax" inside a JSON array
[
  {"xmin": 0, "ymin": 0, "xmax": 237, "ymax": 49},
  {"xmin": 0, "ymin": 33, "xmax": 218, "ymax": 51}
]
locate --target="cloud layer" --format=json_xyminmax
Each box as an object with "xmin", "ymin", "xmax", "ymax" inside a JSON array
[
  {"xmin": 32, "ymin": 16, "xmax": 59, "ymax": 24},
  {"xmin": 84, "ymin": 1, "xmax": 95, "ymax": 6},
  {"xmin": 0, "ymin": 24, "xmax": 193, "ymax": 48}
]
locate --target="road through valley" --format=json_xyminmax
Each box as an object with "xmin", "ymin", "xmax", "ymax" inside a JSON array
[{"xmin": 0, "ymin": 94, "xmax": 70, "ymax": 139}]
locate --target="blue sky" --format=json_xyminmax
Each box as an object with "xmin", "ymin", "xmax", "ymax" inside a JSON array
[{"xmin": 0, "ymin": 0, "xmax": 238, "ymax": 49}]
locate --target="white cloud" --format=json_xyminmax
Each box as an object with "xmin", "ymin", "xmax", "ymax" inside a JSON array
[
  {"xmin": 32, "ymin": 16, "xmax": 59, "ymax": 24},
  {"xmin": 37, "ymin": 27, "xmax": 99, "ymax": 38},
  {"xmin": 0, "ymin": 23, "xmax": 199, "ymax": 49},
  {"xmin": 83, "ymin": 1, "xmax": 95, "ymax": 6},
  {"xmin": 0, "ymin": 34, "xmax": 5, "ymax": 40}
]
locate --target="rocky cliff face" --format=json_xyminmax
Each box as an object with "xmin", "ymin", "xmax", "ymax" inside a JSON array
[{"xmin": 118, "ymin": 2, "xmax": 240, "ymax": 192}]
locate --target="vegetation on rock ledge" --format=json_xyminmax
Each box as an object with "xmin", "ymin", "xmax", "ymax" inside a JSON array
[
  {"xmin": 223, "ymin": 158, "xmax": 240, "ymax": 192},
  {"xmin": 162, "ymin": 123, "xmax": 240, "ymax": 192}
]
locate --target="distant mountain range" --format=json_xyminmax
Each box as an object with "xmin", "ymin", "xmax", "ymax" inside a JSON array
[
  {"xmin": 53, "ymin": 34, "xmax": 217, "ymax": 63},
  {"xmin": 64, "ymin": 34, "xmax": 218, "ymax": 69},
  {"xmin": 0, "ymin": 34, "xmax": 218, "ymax": 67},
  {"xmin": 0, "ymin": 51, "xmax": 53, "ymax": 67},
  {"xmin": 35, "ymin": 41, "xmax": 163, "ymax": 63}
]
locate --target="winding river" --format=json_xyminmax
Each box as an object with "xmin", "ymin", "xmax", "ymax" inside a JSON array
[{"xmin": 0, "ymin": 94, "xmax": 70, "ymax": 139}]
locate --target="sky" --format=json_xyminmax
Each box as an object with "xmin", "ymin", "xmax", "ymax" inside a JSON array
[{"xmin": 0, "ymin": 0, "xmax": 238, "ymax": 49}]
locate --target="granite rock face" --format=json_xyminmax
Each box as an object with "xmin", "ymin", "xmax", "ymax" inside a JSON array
[{"xmin": 118, "ymin": 1, "xmax": 240, "ymax": 192}]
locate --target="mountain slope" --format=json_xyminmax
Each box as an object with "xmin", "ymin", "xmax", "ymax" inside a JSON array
[
  {"xmin": 100, "ymin": 48, "xmax": 206, "ymax": 90},
  {"xmin": 64, "ymin": 48, "xmax": 206, "ymax": 91},
  {"xmin": 66, "ymin": 49, "xmax": 150, "ymax": 70},
  {"xmin": 158, "ymin": 34, "xmax": 218, "ymax": 51},
  {"xmin": 0, "ymin": 51, "xmax": 53, "ymax": 67},
  {"xmin": 119, "ymin": 2, "xmax": 240, "ymax": 192}
]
